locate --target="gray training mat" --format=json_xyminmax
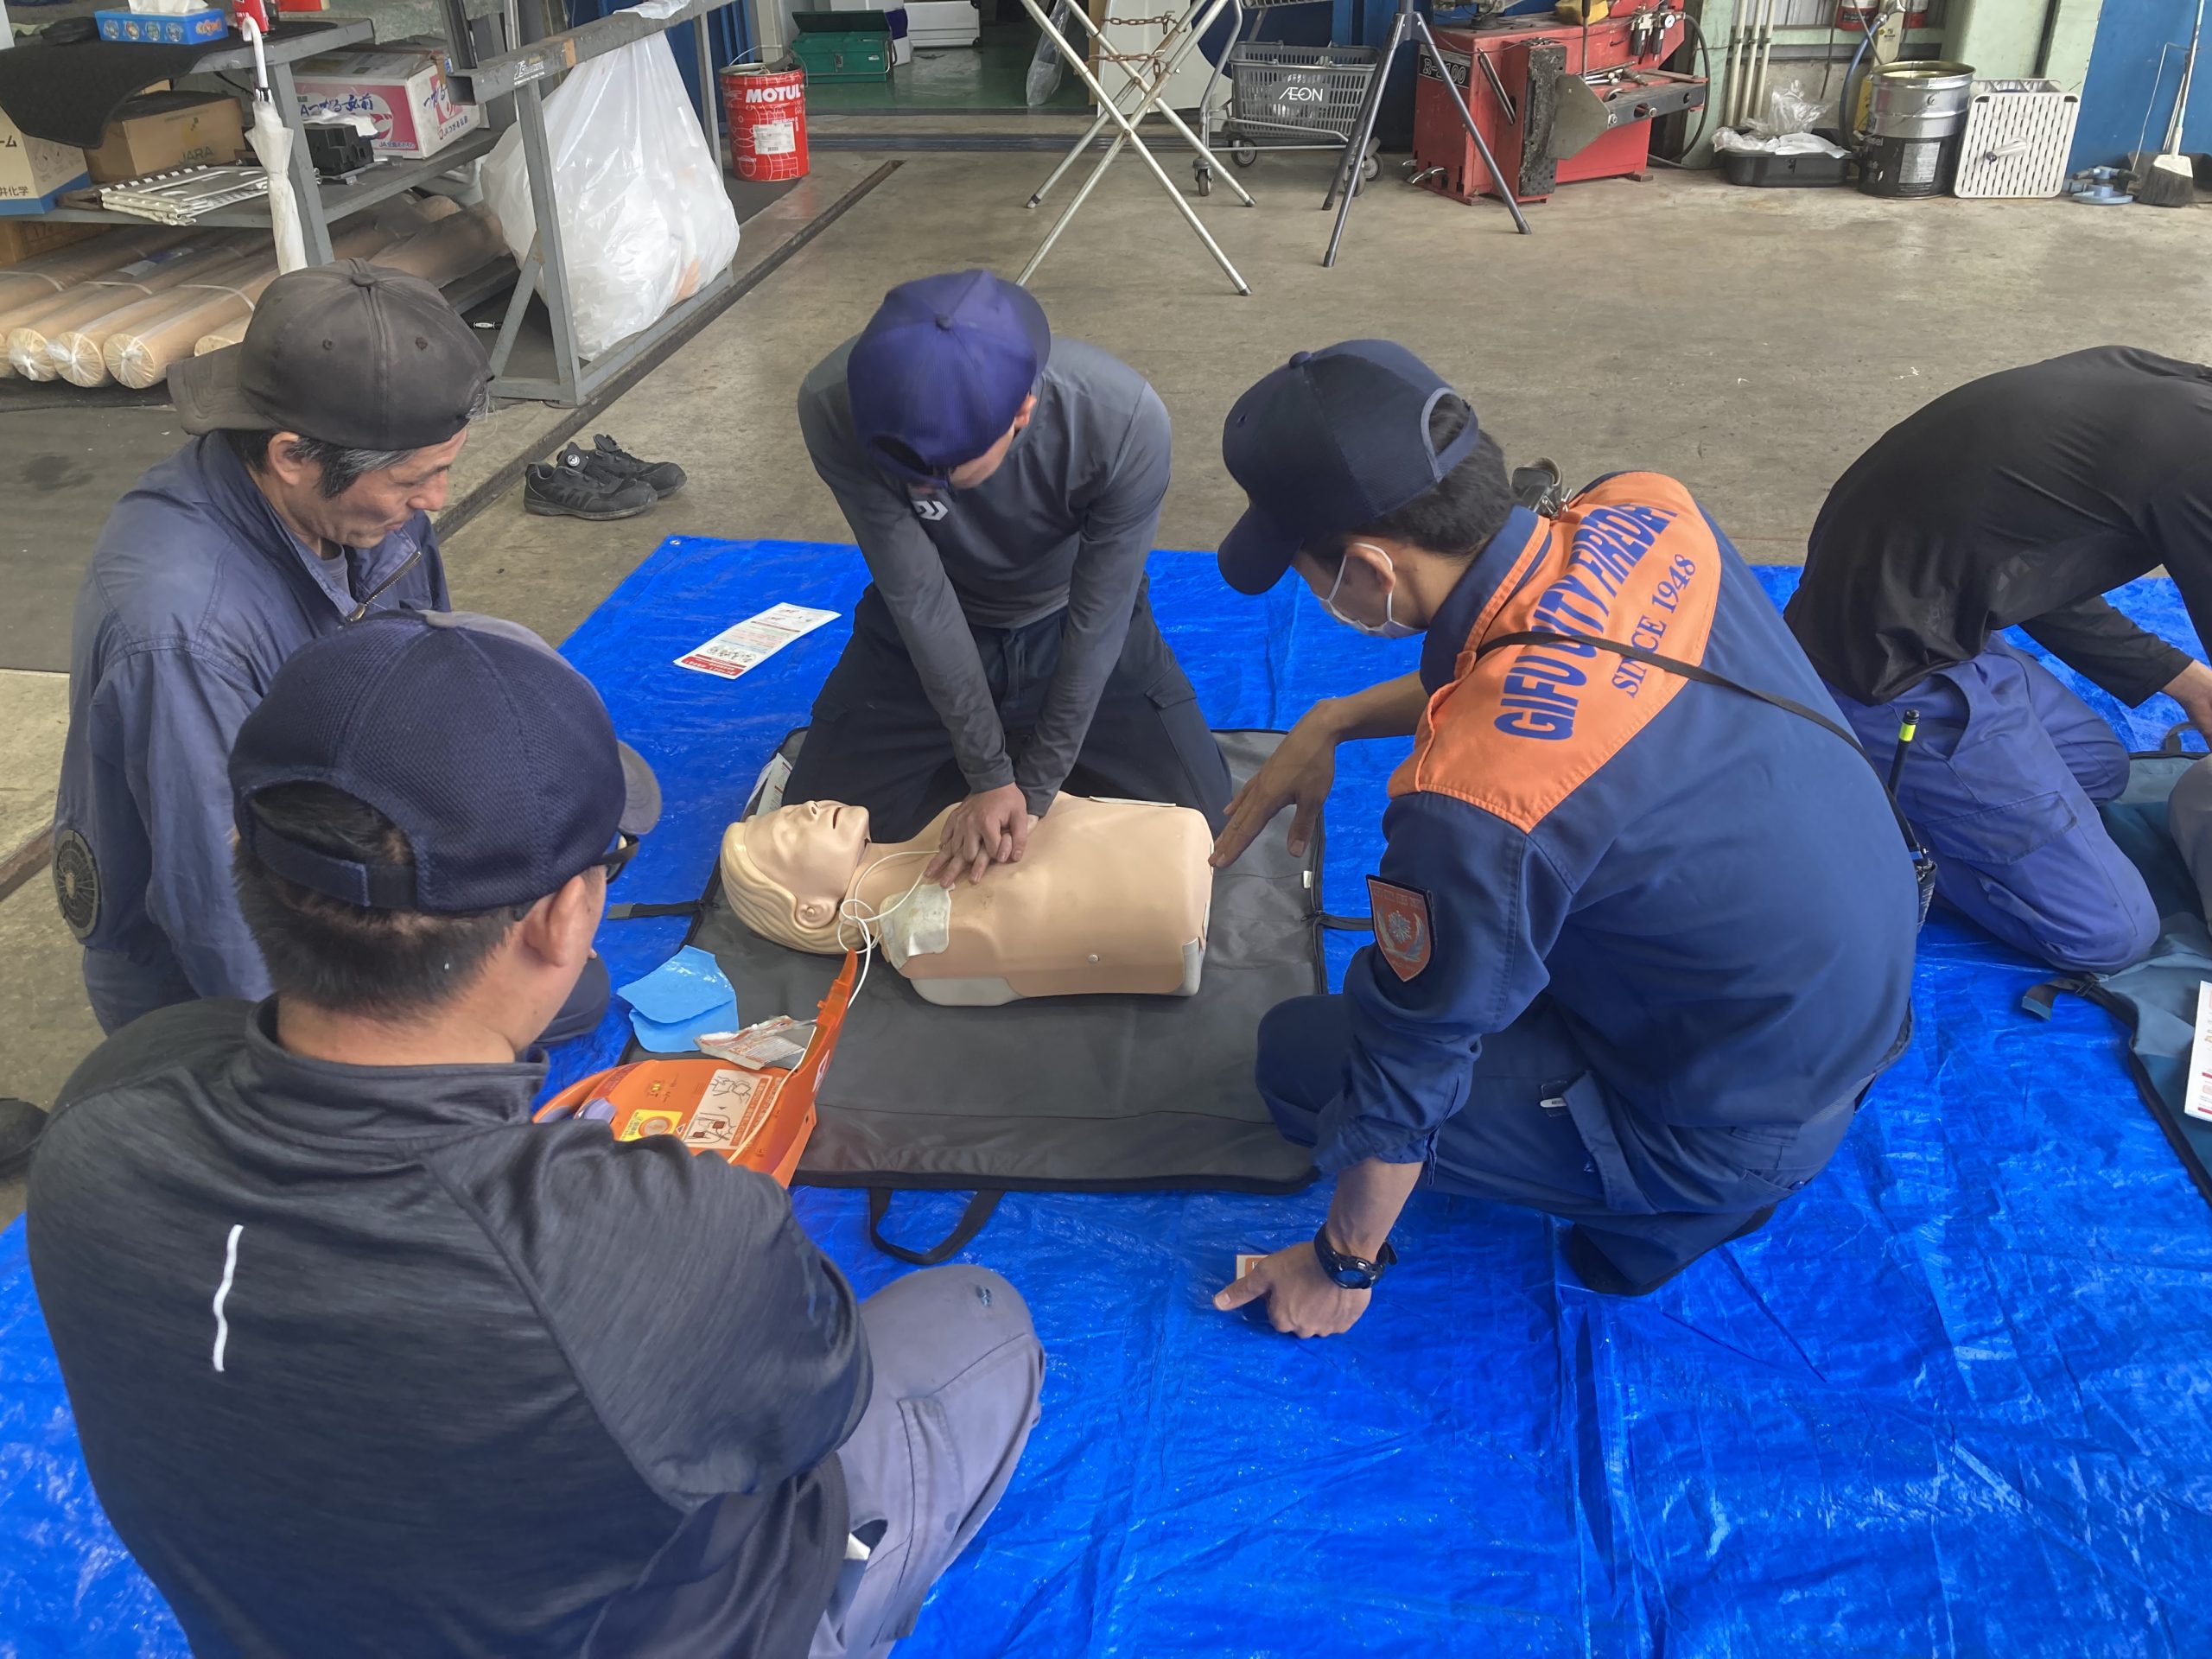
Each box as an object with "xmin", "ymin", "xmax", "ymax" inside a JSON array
[
  {"xmin": 2028, "ymin": 741, "xmax": 2212, "ymax": 1208},
  {"xmin": 664, "ymin": 729, "xmax": 1321, "ymax": 1245}
]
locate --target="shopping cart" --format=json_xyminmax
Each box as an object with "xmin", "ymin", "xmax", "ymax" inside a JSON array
[{"xmin": 1197, "ymin": 39, "xmax": 1382, "ymax": 196}]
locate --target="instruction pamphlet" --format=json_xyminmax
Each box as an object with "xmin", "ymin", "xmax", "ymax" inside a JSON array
[
  {"xmin": 2188, "ymin": 982, "xmax": 2212, "ymax": 1123},
  {"xmin": 677, "ymin": 603, "xmax": 838, "ymax": 680}
]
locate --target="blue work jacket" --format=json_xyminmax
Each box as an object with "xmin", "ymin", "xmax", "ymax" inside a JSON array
[
  {"xmin": 1317, "ymin": 477, "xmax": 1919, "ymax": 1204},
  {"xmin": 52, "ymin": 435, "xmax": 448, "ymax": 1031}
]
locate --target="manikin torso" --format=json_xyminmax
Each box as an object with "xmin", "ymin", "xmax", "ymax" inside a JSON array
[{"xmin": 720, "ymin": 794, "xmax": 1214, "ymax": 1006}]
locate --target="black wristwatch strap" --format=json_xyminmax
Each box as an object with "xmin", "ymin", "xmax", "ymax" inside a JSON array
[{"xmin": 1313, "ymin": 1224, "xmax": 1397, "ymax": 1289}]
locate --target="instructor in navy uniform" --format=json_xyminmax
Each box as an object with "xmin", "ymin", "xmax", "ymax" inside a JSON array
[
  {"xmin": 1207, "ymin": 344, "xmax": 1919, "ymax": 1330},
  {"xmin": 791, "ymin": 270, "xmax": 1231, "ymax": 884}
]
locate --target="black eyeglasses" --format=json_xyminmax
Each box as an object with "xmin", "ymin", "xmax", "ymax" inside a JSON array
[{"xmin": 600, "ymin": 834, "xmax": 640, "ymax": 884}]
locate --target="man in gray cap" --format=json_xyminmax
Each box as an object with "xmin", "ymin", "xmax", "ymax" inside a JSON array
[{"xmin": 52, "ymin": 259, "xmax": 495, "ymax": 1035}]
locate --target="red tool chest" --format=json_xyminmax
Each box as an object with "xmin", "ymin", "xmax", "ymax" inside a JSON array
[{"xmin": 1414, "ymin": 3, "xmax": 1704, "ymax": 206}]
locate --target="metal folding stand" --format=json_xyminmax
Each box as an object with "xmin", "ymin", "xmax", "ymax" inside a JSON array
[
  {"xmin": 1319, "ymin": 0, "xmax": 1531, "ymax": 266},
  {"xmin": 1017, "ymin": 0, "xmax": 1254, "ymax": 294}
]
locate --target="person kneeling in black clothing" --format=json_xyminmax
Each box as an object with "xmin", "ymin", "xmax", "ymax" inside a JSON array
[{"xmin": 27, "ymin": 609, "xmax": 1041, "ymax": 1659}]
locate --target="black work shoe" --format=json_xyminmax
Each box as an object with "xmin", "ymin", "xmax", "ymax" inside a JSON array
[
  {"xmin": 578, "ymin": 433, "xmax": 686, "ymax": 499},
  {"xmin": 0, "ymin": 1097, "xmax": 47, "ymax": 1180},
  {"xmin": 524, "ymin": 450, "xmax": 658, "ymax": 521},
  {"xmin": 1565, "ymin": 1205, "xmax": 1777, "ymax": 1298}
]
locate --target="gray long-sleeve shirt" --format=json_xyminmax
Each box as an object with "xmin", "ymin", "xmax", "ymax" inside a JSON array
[{"xmin": 798, "ymin": 334, "xmax": 1172, "ymax": 815}]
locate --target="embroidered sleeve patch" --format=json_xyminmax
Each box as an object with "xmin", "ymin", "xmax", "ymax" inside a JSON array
[{"xmin": 1366, "ymin": 878, "xmax": 1433, "ymax": 982}]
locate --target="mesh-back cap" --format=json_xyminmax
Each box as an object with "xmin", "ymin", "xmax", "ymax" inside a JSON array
[{"xmin": 230, "ymin": 612, "xmax": 658, "ymax": 913}]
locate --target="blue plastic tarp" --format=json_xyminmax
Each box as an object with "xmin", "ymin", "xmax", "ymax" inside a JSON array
[{"xmin": 3, "ymin": 543, "xmax": 2209, "ymax": 1657}]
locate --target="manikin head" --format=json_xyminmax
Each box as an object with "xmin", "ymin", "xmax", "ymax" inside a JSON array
[{"xmin": 721, "ymin": 800, "xmax": 874, "ymax": 953}]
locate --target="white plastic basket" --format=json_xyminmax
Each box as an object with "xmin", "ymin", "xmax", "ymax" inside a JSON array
[{"xmin": 1951, "ymin": 79, "xmax": 2080, "ymax": 200}]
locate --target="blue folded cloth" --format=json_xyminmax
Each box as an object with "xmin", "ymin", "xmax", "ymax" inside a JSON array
[{"xmin": 617, "ymin": 946, "xmax": 737, "ymax": 1054}]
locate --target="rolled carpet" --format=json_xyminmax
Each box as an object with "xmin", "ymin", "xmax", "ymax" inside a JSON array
[
  {"xmin": 93, "ymin": 215, "xmax": 415, "ymax": 389},
  {"xmin": 187, "ymin": 205, "xmax": 509, "ymax": 365},
  {"xmin": 7, "ymin": 239, "xmax": 251, "ymax": 380}
]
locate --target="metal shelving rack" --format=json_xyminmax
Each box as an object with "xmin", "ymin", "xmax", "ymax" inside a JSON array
[
  {"xmin": 31, "ymin": 2, "xmax": 728, "ymax": 408},
  {"xmin": 439, "ymin": 0, "xmax": 728, "ymax": 407},
  {"xmin": 35, "ymin": 19, "xmax": 385, "ymax": 264}
]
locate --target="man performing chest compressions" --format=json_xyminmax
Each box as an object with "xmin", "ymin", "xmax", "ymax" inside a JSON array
[
  {"xmin": 721, "ymin": 796, "xmax": 1215, "ymax": 1004},
  {"xmin": 787, "ymin": 270, "xmax": 1232, "ymax": 885}
]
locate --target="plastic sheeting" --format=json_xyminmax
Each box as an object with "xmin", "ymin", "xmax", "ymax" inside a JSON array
[{"xmin": 3, "ymin": 544, "xmax": 2209, "ymax": 1656}]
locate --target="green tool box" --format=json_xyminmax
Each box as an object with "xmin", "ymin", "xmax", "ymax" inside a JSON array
[{"xmin": 790, "ymin": 11, "xmax": 893, "ymax": 82}]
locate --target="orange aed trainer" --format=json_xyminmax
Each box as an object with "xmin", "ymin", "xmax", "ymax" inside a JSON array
[{"xmin": 534, "ymin": 951, "xmax": 857, "ymax": 1185}]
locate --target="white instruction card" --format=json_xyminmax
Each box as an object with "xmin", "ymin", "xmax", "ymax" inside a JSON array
[
  {"xmin": 2187, "ymin": 981, "xmax": 2212, "ymax": 1123},
  {"xmin": 676, "ymin": 604, "xmax": 838, "ymax": 680}
]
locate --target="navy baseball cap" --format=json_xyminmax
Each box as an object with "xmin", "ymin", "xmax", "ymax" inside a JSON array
[
  {"xmin": 231, "ymin": 612, "xmax": 660, "ymax": 913},
  {"xmin": 845, "ymin": 270, "xmax": 1051, "ymax": 484},
  {"xmin": 1217, "ymin": 341, "xmax": 1483, "ymax": 596}
]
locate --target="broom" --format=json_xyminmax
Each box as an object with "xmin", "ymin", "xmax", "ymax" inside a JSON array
[{"xmin": 2135, "ymin": 0, "xmax": 2207, "ymax": 207}]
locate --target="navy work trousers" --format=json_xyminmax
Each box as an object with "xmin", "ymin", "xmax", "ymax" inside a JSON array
[
  {"xmin": 1256, "ymin": 995, "xmax": 1869, "ymax": 1288},
  {"xmin": 783, "ymin": 583, "xmax": 1233, "ymax": 842},
  {"xmin": 1825, "ymin": 639, "xmax": 2158, "ymax": 973}
]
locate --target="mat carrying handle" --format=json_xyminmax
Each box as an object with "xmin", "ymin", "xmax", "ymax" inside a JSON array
[
  {"xmin": 603, "ymin": 899, "xmax": 705, "ymax": 921},
  {"xmin": 2160, "ymin": 721, "xmax": 2208, "ymax": 758},
  {"xmin": 866, "ymin": 1188, "xmax": 1005, "ymax": 1266}
]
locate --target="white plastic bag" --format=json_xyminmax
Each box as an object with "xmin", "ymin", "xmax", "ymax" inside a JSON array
[
  {"xmin": 1749, "ymin": 86, "xmax": 1824, "ymax": 139},
  {"xmin": 1027, "ymin": 2, "xmax": 1077, "ymax": 108},
  {"xmin": 481, "ymin": 37, "xmax": 740, "ymax": 361}
]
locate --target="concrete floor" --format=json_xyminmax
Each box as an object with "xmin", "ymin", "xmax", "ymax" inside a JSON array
[{"xmin": 4, "ymin": 151, "xmax": 2212, "ymax": 1192}]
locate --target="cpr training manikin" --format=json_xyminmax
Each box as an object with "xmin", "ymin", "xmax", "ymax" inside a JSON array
[{"xmin": 720, "ymin": 795, "xmax": 1215, "ymax": 1006}]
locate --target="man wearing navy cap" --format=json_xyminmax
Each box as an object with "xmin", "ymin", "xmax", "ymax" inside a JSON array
[
  {"xmin": 29, "ymin": 612, "xmax": 1041, "ymax": 1658},
  {"xmin": 791, "ymin": 269, "xmax": 1230, "ymax": 884},
  {"xmin": 1207, "ymin": 343, "xmax": 1919, "ymax": 1327}
]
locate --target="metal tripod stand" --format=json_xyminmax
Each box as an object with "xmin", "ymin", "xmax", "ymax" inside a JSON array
[{"xmin": 1320, "ymin": 0, "xmax": 1532, "ymax": 266}]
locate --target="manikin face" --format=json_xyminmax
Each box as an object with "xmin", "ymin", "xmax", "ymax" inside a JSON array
[{"xmin": 745, "ymin": 800, "xmax": 873, "ymax": 929}]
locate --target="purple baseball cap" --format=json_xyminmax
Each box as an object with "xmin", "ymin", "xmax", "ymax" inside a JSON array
[{"xmin": 845, "ymin": 270, "xmax": 1051, "ymax": 485}]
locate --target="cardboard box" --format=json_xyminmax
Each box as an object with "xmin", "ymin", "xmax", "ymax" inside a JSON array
[
  {"xmin": 94, "ymin": 9, "xmax": 228, "ymax": 45},
  {"xmin": 0, "ymin": 111, "xmax": 90, "ymax": 216},
  {"xmin": 294, "ymin": 49, "xmax": 482, "ymax": 160},
  {"xmin": 86, "ymin": 92, "xmax": 246, "ymax": 184},
  {"xmin": 0, "ymin": 219, "xmax": 105, "ymax": 267}
]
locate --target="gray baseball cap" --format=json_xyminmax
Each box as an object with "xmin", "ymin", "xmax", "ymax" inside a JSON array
[{"xmin": 170, "ymin": 259, "xmax": 490, "ymax": 449}]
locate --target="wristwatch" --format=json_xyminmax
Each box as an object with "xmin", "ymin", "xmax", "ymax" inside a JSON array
[{"xmin": 1312, "ymin": 1224, "xmax": 1396, "ymax": 1289}]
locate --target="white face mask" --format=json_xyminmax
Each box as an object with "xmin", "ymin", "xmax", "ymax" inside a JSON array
[{"xmin": 1319, "ymin": 543, "xmax": 1417, "ymax": 640}]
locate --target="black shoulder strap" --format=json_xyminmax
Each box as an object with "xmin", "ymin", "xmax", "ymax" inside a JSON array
[
  {"xmin": 1477, "ymin": 628, "xmax": 1930, "ymax": 862},
  {"xmin": 865, "ymin": 1187, "xmax": 1004, "ymax": 1266}
]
